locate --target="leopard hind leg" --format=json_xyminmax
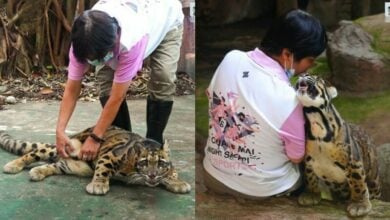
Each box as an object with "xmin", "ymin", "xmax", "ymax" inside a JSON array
[
  {"xmin": 3, "ymin": 143, "xmax": 57, "ymax": 174},
  {"xmin": 368, "ymin": 178, "xmax": 381, "ymax": 199},
  {"xmin": 29, "ymin": 158, "xmax": 94, "ymax": 181},
  {"xmin": 298, "ymin": 162, "xmax": 322, "ymax": 206},
  {"xmin": 346, "ymin": 160, "xmax": 372, "ymax": 217}
]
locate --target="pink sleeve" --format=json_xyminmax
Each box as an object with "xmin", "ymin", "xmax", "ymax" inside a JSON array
[
  {"xmin": 67, "ymin": 45, "xmax": 88, "ymax": 81},
  {"xmin": 279, "ymin": 104, "xmax": 305, "ymax": 160},
  {"xmin": 113, "ymin": 35, "xmax": 149, "ymax": 83}
]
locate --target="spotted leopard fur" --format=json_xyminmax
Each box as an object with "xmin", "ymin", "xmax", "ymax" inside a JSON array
[
  {"xmin": 0, "ymin": 126, "xmax": 191, "ymax": 195},
  {"xmin": 295, "ymin": 74, "xmax": 380, "ymax": 217}
]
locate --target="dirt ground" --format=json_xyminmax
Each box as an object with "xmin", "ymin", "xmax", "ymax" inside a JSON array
[
  {"xmin": 361, "ymin": 111, "xmax": 390, "ymax": 146},
  {"xmin": 0, "ymin": 69, "xmax": 194, "ymax": 105}
]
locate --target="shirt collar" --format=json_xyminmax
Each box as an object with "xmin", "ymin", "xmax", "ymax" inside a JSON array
[{"xmin": 247, "ymin": 48, "xmax": 289, "ymax": 81}]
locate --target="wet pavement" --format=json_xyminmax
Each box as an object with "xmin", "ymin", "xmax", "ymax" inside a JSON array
[{"xmin": 0, "ymin": 95, "xmax": 195, "ymax": 219}]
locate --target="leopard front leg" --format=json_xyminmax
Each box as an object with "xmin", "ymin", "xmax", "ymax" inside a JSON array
[
  {"xmin": 346, "ymin": 160, "xmax": 371, "ymax": 217},
  {"xmin": 298, "ymin": 162, "xmax": 321, "ymax": 206},
  {"xmin": 3, "ymin": 144, "xmax": 56, "ymax": 174},
  {"xmin": 86, "ymin": 154, "xmax": 118, "ymax": 195},
  {"xmin": 160, "ymin": 168, "xmax": 191, "ymax": 194}
]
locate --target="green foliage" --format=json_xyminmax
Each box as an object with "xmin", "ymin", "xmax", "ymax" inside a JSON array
[
  {"xmin": 196, "ymin": 78, "xmax": 210, "ymax": 139},
  {"xmin": 332, "ymin": 90, "xmax": 390, "ymax": 123},
  {"xmin": 309, "ymin": 57, "xmax": 331, "ymax": 78}
]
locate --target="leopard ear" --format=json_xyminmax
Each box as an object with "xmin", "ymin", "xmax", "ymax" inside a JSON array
[
  {"xmin": 162, "ymin": 140, "xmax": 170, "ymax": 152},
  {"xmin": 133, "ymin": 142, "xmax": 144, "ymax": 154},
  {"xmin": 327, "ymin": 86, "xmax": 338, "ymax": 99}
]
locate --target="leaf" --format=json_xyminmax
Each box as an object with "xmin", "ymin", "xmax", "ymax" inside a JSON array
[{"xmin": 40, "ymin": 87, "xmax": 53, "ymax": 95}]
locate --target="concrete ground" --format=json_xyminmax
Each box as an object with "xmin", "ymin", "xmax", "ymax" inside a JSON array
[{"xmin": 0, "ymin": 95, "xmax": 195, "ymax": 219}]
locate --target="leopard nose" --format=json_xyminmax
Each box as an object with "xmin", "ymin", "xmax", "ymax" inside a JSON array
[{"xmin": 149, "ymin": 174, "xmax": 156, "ymax": 179}]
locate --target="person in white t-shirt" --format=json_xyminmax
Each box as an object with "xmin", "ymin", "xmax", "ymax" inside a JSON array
[
  {"xmin": 56, "ymin": 0, "xmax": 184, "ymax": 161},
  {"xmin": 203, "ymin": 9, "xmax": 328, "ymax": 199}
]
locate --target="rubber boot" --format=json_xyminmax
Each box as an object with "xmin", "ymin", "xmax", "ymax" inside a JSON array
[
  {"xmin": 99, "ymin": 96, "xmax": 132, "ymax": 131},
  {"xmin": 146, "ymin": 97, "xmax": 173, "ymax": 144}
]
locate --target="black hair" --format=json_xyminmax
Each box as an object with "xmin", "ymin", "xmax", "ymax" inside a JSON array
[
  {"xmin": 71, "ymin": 10, "xmax": 119, "ymax": 63},
  {"xmin": 260, "ymin": 9, "xmax": 327, "ymax": 61}
]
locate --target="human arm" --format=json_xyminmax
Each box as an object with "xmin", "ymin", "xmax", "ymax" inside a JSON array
[
  {"xmin": 56, "ymin": 79, "xmax": 82, "ymax": 158},
  {"xmin": 280, "ymin": 105, "xmax": 306, "ymax": 164},
  {"xmin": 78, "ymin": 36, "xmax": 148, "ymax": 161},
  {"xmin": 56, "ymin": 46, "xmax": 88, "ymax": 158},
  {"xmin": 78, "ymin": 81, "xmax": 131, "ymax": 161}
]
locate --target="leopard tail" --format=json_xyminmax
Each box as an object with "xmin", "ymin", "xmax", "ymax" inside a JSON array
[{"xmin": 0, "ymin": 131, "xmax": 55, "ymax": 155}]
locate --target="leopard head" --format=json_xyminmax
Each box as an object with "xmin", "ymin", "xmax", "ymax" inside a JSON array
[
  {"xmin": 135, "ymin": 139, "xmax": 172, "ymax": 187},
  {"xmin": 295, "ymin": 74, "xmax": 337, "ymax": 109}
]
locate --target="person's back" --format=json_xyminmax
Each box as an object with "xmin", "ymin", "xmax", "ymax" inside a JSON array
[
  {"xmin": 203, "ymin": 49, "xmax": 304, "ymax": 197},
  {"xmin": 202, "ymin": 9, "xmax": 327, "ymax": 198},
  {"xmin": 92, "ymin": 0, "xmax": 183, "ymax": 57}
]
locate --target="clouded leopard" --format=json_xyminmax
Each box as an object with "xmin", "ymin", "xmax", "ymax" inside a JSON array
[
  {"xmin": 295, "ymin": 74, "xmax": 380, "ymax": 217},
  {"xmin": 0, "ymin": 126, "xmax": 191, "ymax": 195}
]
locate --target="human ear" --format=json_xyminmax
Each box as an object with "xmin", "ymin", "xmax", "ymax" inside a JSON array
[{"xmin": 281, "ymin": 49, "xmax": 293, "ymax": 66}]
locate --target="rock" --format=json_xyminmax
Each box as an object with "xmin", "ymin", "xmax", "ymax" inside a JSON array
[
  {"xmin": 5, "ymin": 96, "xmax": 16, "ymax": 104},
  {"xmin": 355, "ymin": 13, "xmax": 390, "ymax": 57},
  {"xmin": 305, "ymin": 0, "xmax": 382, "ymax": 28},
  {"xmin": 198, "ymin": 0, "xmax": 274, "ymax": 25},
  {"xmin": 0, "ymin": 85, "xmax": 8, "ymax": 93},
  {"xmin": 377, "ymin": 143, "xmax": 390, "ymax": 202},
  {"xmin": 326, "ymin": 16, "xmax": 390, "ymax": 92},
  {"xmin": 307, "ymin": 0, "xmax": 350, "ymax": 28}
]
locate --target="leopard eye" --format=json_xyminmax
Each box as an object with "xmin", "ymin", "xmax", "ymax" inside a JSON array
[
  {"xmin": 138, "ymin": 160, "xmax": 148, "ymax": 167},
  {"xmin": 158, "ymin": 160, "xmax": 168, "ymax": 167}
]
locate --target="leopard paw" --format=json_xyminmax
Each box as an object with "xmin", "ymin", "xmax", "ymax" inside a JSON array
[
  {"xmin": 29, "ymin": 167, "xmax": 47, "ymax": 181},
  {"xmin": 68, "ymin": 139, "xmax": 82, "ymax": 158},
  {"xmin": 347, "ymin": 200, "xmax": 371, "ymax": 217},
  {"xmin": 166, "ymin": 180, "xmax": 191, "ymax": 194},
  {"xmin": 298, "ymin": 192, "xmax": 321, "ymax": 206},
  {"xmin": 3, "ymin": 161, "xmax": 23, "ymax": 174},
  {"xmin": 86, "ymin": 181, "xmax": 109, "ymax": 195}
]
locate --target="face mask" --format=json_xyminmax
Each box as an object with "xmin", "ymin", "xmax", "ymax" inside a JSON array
[
  {"xmin": 87, "ymin": 51, "xmax": 114, "ymax": 66},
  {"xmin": 286, "ymin": 68, "xmax": 295, "ymax": 79},
  {"xmin": 284, "ymin": 54, "xmax": 295, "ymax": 79}
]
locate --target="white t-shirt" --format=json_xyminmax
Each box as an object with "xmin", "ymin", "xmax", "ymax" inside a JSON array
[
  {"xmin": 68, "ymin": 0, "xmax": 184, "ymax": 83},
  {"xmin": 203, "ymin": 49, "xmax": 305, "ymax": 197},
  {"xmin": 92, "ymin": 0, "xmax": 183, "ymax": 57}
]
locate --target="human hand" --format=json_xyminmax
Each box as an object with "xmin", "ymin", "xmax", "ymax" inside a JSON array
[
  {"xmin": 56, "ymin": 131, "xmax": 74, "ymax": 158},
  {"xmin": 78, "ymin": 137, "xmax": 100, "ymax": 161}
]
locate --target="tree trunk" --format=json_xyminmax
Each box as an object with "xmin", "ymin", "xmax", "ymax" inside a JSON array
[{"xmin": 0, "ymin": 0, "xmax": 97, "ymax": 78}]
